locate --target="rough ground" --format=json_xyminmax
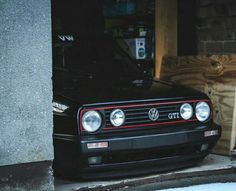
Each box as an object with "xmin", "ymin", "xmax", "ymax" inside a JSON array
[{"xmin": 55, "ymin": 154, "xmax": 236, "ymax": 191}]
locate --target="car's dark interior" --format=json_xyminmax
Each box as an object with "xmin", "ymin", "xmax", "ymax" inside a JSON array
[{"xmin": 52, "ymin": 0, "xmax": 144, "ymax": 84}]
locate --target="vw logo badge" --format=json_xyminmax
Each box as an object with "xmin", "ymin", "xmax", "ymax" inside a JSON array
[{"xmin": 148, "ymin": 108, "xmax": 159, "ymax": 121}]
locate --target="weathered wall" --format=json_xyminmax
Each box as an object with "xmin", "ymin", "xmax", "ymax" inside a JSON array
[
  {"xmin": 0, "ymin": 0, "xmax": 54, "ymax": 190},
  {"xmin": 197, "ymin": 0, "xmax": 236, "ymax": 54}
]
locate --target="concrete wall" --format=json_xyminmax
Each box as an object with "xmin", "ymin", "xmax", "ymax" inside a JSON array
[
  {"xmin": 196, "ymin": 0, "xmax": 236, "ymax": 54},
  {"xmin": 0, "ymin": 0, "xmax": 54, "ymax": 190}
]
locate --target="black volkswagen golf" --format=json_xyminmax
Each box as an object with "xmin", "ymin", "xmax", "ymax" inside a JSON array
[{"xmin": 52, "ymin": 32, "xmax": 221, "ymax": 179}]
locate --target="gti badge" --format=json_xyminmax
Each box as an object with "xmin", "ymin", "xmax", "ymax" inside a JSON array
[
  {"xmin": 148, "ymin": 108, "xmax": 159, "ymax": 121},
  {"xmin": 168, "ymin": 112, "xmax": 180, "ymax": 119}
]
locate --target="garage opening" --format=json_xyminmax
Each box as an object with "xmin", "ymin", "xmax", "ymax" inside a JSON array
[
  {"xmin": 51, "ymin": 0, "xmax": 236, "ymax": 190},
  {"xmin": 52, "ymin": 0, "xmax": 155, "ymax": 81}
]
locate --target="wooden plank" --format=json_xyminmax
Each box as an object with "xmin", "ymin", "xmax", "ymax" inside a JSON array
[
  {"xmin": 232, "ymin": 88, "xmax": 236, "ymax": 154},
  {"xmin": 160, "ymin": 55, "xmax": 236, "ymax": 155},
  {"xmin": 155, "ymin": 0, "xmax": 178, "ymax": 79}
]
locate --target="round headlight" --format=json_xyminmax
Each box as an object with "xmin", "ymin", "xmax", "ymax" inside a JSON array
[
  {"xmin": 195, "ymin": 102, "xmax": 210, "ymax": 122},
  {"xmin": 82, "ymin": 111, "xmax": 102, "ymax": 132},
  {"xmin": 180, "ymin": 103, "xmax": 193, "ymax": 120},
  {"xmin": 110, "ymin": 109, "xmax": 125, "ymax": 127}
]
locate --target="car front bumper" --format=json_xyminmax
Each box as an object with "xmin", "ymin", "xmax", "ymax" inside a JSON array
[
  {"xmin": 81, "ymin": 126, "xmax": 220, "ymax": 154},
  {"xmin": 77, "ymin": 123, "xmax": 221, "ymax": 178},
  {"xmin": 53, "ymin": 123, "xmax": 221, "ymax": 179}
]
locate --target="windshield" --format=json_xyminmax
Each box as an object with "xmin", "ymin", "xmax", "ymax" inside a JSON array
[
  {"xmin": 52, "ymin": 0, "xmax": 147, "ymax": 86},
  {"xmin": 53, "ymin": 34, "xmax": 143, "ymax": 81}
]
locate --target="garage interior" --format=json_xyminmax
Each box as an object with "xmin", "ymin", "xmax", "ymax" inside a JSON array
[
  {"xmin": 52, "ymin": 0, "xmax": 236, "ymax": 190},
  {"xmin": 0, "ymin": 0, "xmax": 236, "ymax": 190},
  {"xmin": 51, "ymin": 0, "xmax": 236, "ymax": 159}
]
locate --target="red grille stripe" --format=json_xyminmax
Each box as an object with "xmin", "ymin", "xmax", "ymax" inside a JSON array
[
  {"xmin": 79, "ymin": 99, "xmax": 210, "ymax": 132},
  {"xmin": 81, "ymin": 99, "xmax": 209, "ymax": 112}
]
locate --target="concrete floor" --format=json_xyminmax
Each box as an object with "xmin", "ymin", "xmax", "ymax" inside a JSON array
[
  {"xmin": 158, "ymin": 183, "xmax": 236, "ymax": 191},
  {"xmin": 55, "ymin": 154, "xmax": 236, "ymax": 191}
]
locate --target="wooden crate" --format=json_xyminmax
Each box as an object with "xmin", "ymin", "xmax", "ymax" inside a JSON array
[{"xmin": 160, "ymin": 55, "xmax": 236, "ymax": 155}]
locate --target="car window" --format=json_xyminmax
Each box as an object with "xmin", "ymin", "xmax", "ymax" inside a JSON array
[{"xmin": 52, "ymin": 34, "xmax": 143, "ymax": 81}]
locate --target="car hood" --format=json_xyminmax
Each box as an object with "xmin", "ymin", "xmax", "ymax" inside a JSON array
[{"xmin": 54, "ymin": 78, "xmax": 208, "ymax": 106}]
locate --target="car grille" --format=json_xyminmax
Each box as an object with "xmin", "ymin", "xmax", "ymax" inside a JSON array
[
  {"xmin": 105, "ymin": 103, "xmax": 179, "ymax": 126},
  {"xmin": 80, "ymin": 99, "xmax": 210, "ymax": 133},
  {"xmin": 103, "ymin": 101, "xmax": 199, "ymax": 130}
]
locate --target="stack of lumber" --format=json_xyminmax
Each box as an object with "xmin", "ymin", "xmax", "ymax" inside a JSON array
[{"xmin": 161, "ymin": 55, "xmax": 236, "ymax": 155}]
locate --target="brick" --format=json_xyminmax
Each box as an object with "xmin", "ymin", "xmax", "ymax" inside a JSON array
[
  {"xmin": 198, "ymin": 7, "xmax": 209, "ymax": 18},
  {"xmin": 199, "ymin": 0, "xmax": 215, "ymax": 7},
  {"xmin": 196, "ymin": 18, "xmax": 225, "ymax": 30},
  {"xmin": 205, "ymin": 42, "xmax": 224, "ymax": 53},
  {"xmin": 228, "ymin": 1, "xmax": 236, "ymax": 16},
  {"xmin": 199, "ymin": 0, "xmax": 234, "ymax": 7},
  {"xmin": 224, "ymin": 41, "xmax": 236, "ymax": 53},
  {"xmin": 197, "ymin": 29, "xmax": 212, "ymax": 41},
  {"xmin": 211, "ymin": 30, "xmax": 234, "ymax": 41},
  {"xmin": 225, "ymin": 17, "xmax": 236, "ymax": 29},
  {"xmin": 225, "ymin": 30, "xmax": 235, "ymax": 40},
  {"xmin": 208, "ymin": 18, "xmax": 225, "ymax": 30},
  {"xmin": 197, "ymin": 42, "xmax": 206, "ymax": 54},
  {"xmin": 198, "ymin": 7, "xmax": 211, "ymax": 18},
  {"xmin": 198, "ymin": 4, "xmax": 228, "ymax": 18},
  {"xmin": 216, "ymin": 0, "xmax": 234, "ymax": 5},
  {"xmin": 197, "ymin": 29, "xmax": 234, "ymax": 41},
  {"xmin": 196, "ymin": 20, "xmax": 210, "ymax": 30}
]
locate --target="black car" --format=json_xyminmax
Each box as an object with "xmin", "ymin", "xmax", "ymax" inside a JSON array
[{"xmin": 52, "ymin": 33, "xmax": 221, "ymax": 179}]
